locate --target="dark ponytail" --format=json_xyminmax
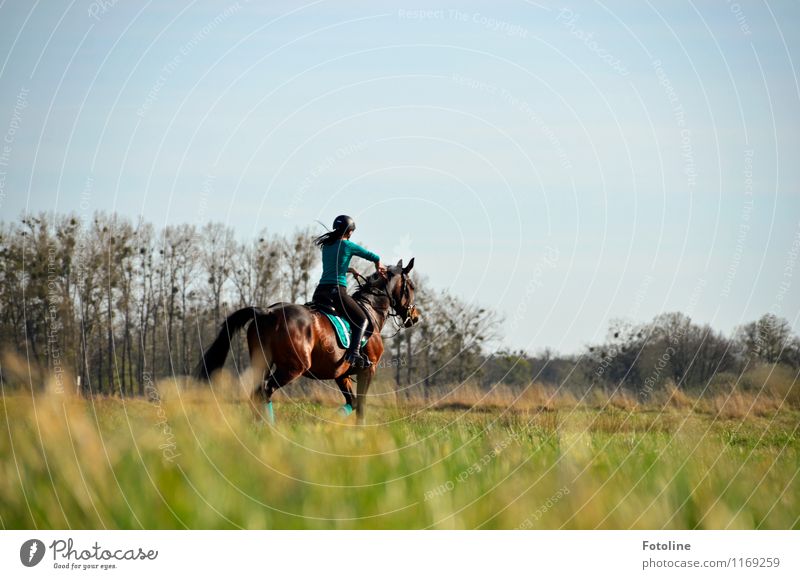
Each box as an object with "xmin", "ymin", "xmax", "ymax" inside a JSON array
[{"xmin": 313, "ymin": 229, "xmax": 344, "ymax": 247}]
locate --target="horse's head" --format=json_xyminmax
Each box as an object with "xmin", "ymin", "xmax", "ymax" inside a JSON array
[{"xmin": 386, "ymin": 258, "xmax": 421, "ymax": 328}]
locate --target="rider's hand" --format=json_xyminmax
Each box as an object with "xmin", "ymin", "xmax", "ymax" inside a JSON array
[
  {"xmin": 376, "ymin": 261, "xmax": 387, "ymax": 278},
  {"xmin": 347, "ymin": 267, "xmax": 358, "ymax": 276}
]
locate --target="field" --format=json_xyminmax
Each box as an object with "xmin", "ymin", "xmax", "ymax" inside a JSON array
[{"xmin": 1, "ymin": 371, "xmax": 799, "ymax": 530}]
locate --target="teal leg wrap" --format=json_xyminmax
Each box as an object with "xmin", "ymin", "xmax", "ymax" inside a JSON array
[
  {"xmin": 266, "ymin": 401, "xmax": 275, "ymax": 424},
  {"xmin": 339, "ymin": 403, "xmax": 353, "ymax": 416}
]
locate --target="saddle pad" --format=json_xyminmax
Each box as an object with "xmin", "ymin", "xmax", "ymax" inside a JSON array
[{"xmin": 323, "ymin": 312, "xmax": 368, "ymax": 349}]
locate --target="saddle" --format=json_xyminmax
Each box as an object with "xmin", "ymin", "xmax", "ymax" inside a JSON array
[{"xmin": 305, "ymin": 293, "xmax": 372, "ymax": 350}]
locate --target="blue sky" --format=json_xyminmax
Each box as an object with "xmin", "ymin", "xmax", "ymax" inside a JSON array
[{"xmin": 1, "ymin": 0, "xmax": 798, "ymax": 353}]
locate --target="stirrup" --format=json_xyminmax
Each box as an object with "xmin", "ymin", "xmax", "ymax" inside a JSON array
[{"xmin": 345, "ymin": 350, "xmax": 372, "ymax": 368}]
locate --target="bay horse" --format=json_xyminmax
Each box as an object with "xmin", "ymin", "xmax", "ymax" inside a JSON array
[{"xmin": 196, "ymin": 258, "xmax": 419, "ymax": 424}]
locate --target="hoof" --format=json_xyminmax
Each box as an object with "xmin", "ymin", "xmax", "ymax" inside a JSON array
[{"xmin": 339, "ymin": 403, "xmax": 353, "ymax": 417}]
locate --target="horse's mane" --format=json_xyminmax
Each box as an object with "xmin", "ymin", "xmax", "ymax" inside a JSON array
[{"xmin": 352, "ymin": 267, "xmax": 399, "ymax": 302}]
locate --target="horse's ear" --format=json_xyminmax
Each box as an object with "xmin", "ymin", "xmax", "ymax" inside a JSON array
[
  {"xmin": 396, "ymin": 259, "xmax": 403, "ymax": 268},
  {"xmin": 403, "ymin": 257, "xmax": 415, "ymax": 274}
]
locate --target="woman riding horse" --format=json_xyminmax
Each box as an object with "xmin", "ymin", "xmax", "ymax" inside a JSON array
[
  {"xmin": 196, "ymin": 217, "xmax": 419, "ymax": 424},
  {"xmin": 311, "ymin": 215, "xmax": 387, "ymax": 368}
]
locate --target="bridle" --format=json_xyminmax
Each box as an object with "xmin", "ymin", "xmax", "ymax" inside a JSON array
[
  {"xmin": 390, "ymin": 272, "xmax": 416, "ymax": 327},
  {"xmin": 353, "ymin": 269, "xmax": 416, "ymax": 331}
]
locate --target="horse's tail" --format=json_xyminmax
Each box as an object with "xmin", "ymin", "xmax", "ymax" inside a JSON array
[{"xmin": 196, "ymin": 306, "xmax": 266, "ymax": 381}]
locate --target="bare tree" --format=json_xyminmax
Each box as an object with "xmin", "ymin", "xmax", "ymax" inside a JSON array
[
  {"xmin": 200, "ymin": 222, "xmax": 236, "ymax": 323},
  {"xmin": 282, "ymin": 227, "xmax": 319, "ymax": 303},
  {"xmin": 738, "ymin": 314, "xmax": 794, "ymax": 365},
  {"xmin": 231, "ymin": 230, "xmax": 283, "ymax": 307},
  {"xmin": 133, "ymin": 221, "xmax": 155, "ymax": 393}
]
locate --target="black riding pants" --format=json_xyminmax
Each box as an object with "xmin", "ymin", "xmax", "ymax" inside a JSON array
[{"xmin": 313, "ymin": 284, "xmax": 367, "ymax": 328}]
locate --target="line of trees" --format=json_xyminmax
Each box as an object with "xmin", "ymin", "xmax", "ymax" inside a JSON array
[
  {"xmin": 482, "ymin": 312, "xmax": 800, "ymax": 397},
  {"xmin": 0, "ymin": 212, "xmax": 499, "ymax": 395},
  {"xmin": 1, "ymin": 212, "xmax": 798, "ymax": 397},
  {"xmin": 0, "ymin": 213, "xmax": 318, "ymax": 394}
]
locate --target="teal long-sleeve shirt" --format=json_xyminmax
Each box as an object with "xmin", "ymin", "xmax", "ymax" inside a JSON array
[{"xmin": 319, "ymin": 239, "xmax": 380, "ymax": 286}]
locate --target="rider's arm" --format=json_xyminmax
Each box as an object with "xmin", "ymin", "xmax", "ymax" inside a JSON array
[{"xmin": 344, "ymin": 239, "xmax": 380, "ymax": 263}]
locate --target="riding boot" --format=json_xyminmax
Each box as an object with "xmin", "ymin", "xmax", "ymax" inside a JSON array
[{"xmin": 344, "ymin": 318, "xmax": 371, "ymax": 368}]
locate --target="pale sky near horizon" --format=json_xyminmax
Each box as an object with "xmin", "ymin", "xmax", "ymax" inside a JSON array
[{"xmin": 0, "ymin": 0, "xmax": 798, "ymax": 354}]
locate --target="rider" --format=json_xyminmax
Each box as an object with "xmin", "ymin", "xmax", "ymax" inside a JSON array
[{"xmin": 312, "ymin": 215, "xmax": 387, "ymax": 368}]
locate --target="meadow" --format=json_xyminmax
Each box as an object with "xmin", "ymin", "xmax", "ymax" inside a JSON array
[{"xmin": 1, "ymin": 368, "xmax": 798, "ymax": 530}]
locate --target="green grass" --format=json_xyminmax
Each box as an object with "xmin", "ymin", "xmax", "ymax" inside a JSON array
[{"xmin": 1, "ymin": 387, "xmax": 798, "ymax": 529}]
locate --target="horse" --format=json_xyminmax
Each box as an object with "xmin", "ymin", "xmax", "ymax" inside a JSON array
[{"xmin": 196, "ymin": 258, "xmax": 420, "ymax": 424}]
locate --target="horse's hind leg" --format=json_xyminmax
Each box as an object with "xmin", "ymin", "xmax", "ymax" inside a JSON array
[
  {"xmin": 251, "ymin": 370, "xmax": 274, "ymax": 423},
  {"xmin": 246, "ymin": 356, "xmax": 271, "ymax": 422},
  {"xmin": 252, "ymin": 367, "xmax": 302, "ymax": 425}
]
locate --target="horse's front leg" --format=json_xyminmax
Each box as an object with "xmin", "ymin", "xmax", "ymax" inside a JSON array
[
  {"xmin": 354, "ymin": 367, "xmax": 376, "ymax": 425},
  {"xmin": 335, "ymin": 375, "xmax": 355, "ymax": 417}
]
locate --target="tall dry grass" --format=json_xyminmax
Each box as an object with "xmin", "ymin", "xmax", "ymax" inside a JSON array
[{"xmin": 1, "ymin": 354, "xmax": 798, "ymax": 529}]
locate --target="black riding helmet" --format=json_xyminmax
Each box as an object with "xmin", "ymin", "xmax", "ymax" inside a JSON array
[{"xmin": 333, "ymin": 214, "xmax": 355, "ymax": 234}]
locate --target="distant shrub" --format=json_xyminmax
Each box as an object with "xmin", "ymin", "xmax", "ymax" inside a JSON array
[{"xmin": 742, "ymin": 363, "xmax": 799, "ymax": 408}]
